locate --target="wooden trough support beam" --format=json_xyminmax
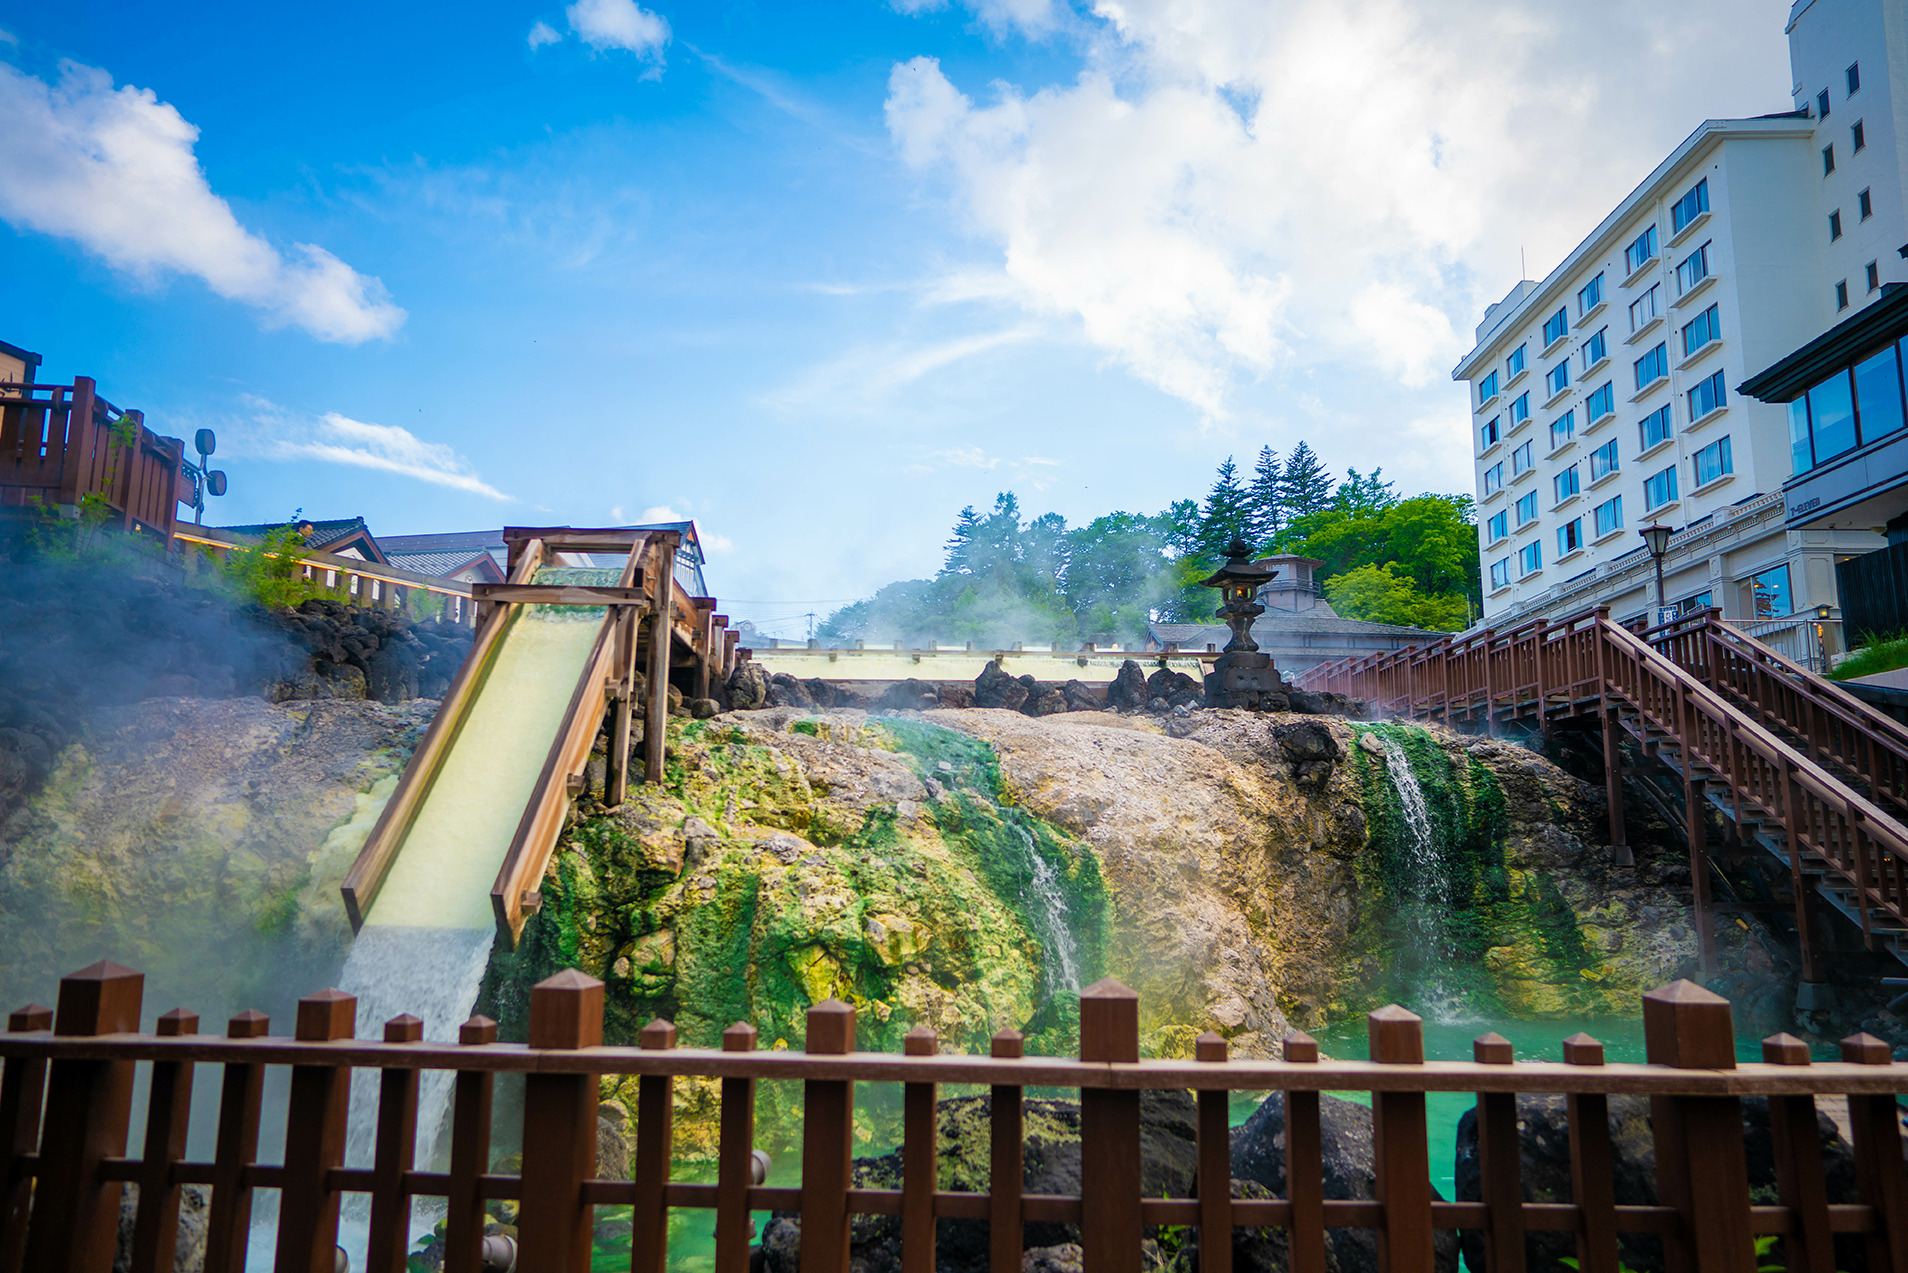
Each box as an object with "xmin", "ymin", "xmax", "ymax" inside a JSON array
[
  {"xmin": 645, "ymin": 536, "xmax": 677, "ymax": 786},
  {"xmin": 692, "ymin": 598, "xmax": 717, "ymax": 701},
  {"xmin": 606, "ymin": 533, "xmax": 651, "ymax": 810}
]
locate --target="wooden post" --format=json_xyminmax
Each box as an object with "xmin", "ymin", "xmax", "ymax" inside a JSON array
[
  {"xmin": 1195, "ymin": 1031, "xmax": 1232, "ymax": 1273},
  {"xmin": 444, "ymin": 1016, "xmax": 499, "ymax": 1273},
  {"xmin": 644, "ymin": 538, "xmax": 677, "ymax": 786},
  {"xmin": 366, "ymin": 1014, "xmax": 423, "ymax": 1273},
  {"xmin": 1643, "ymin": 981, "xmax": 1752, "ymax": 1273},
  {"xmin": 1369, "ymin": 1006, "xmax": 1433, "ymax": 1273},
  {"xmin": 990, "ymin": 1029, "xmax": 1025, "ymax": 1273},
  {"xmin": 1686, "ymin": 775, "xmax": 1716, "ymax": 980},
  {"xmin": 1079, "ymin": 978, "xmax": 1142, "ymax": 1273},
  {"xmin": 203, "ymin": 1010, "xmax": 269, "ymax": 1273},
  {"xmin": 1471, "ymin": 1032, "xmax": 1524, "ymax": 1273},
  {"xmin": 129, "ymin": 1009, "xmax": 199, "ymax": 1273},
  {"xmin": 58, "ymin": 377, "xmax": 95, "ymax": 508},
  {"xmin": 519, "ymin": 970, "xmax": 604, "ymax": 1273},
  {"xmin": 716, "ymin": 1022, "xmax": 760, "ymax": 1273},
  {"xmin": 801, "ymin": 999, "xmax": 857, "ymax": 1273},
  {"xmin": 1763, "ymin": 1033, "xmax": 1834, "ymax": 1273},
  {"xmin": 901, "ymin": 1026, "xmax": 938, "ymax": 1273},
  {"xmin": 1841, "ymin": 1032, "xmax": 1908, "ymax": 1273},
  {"xmin": 1282, "ymin": 1031, "xmax": 1327, "ymax": 1273},
  {"xmin": 275, "ymin": 988, "xmax": 355, "ymax": 1273},
  {"xmin": 1562, "ymin": 1033, "xmax": 1618, "ymax": 1273},
  {"xmin": 632, "ymin": 1018, "xmax": 677, "ymax": 1273},
  {"xmin": 0, "ymin": 1002, "xmax": 52, "ymax": 1273},
  {"xmin": 1601, "ymin": 706, "xmax": 1632, "ymax": 866},
  {"xmin": 22, "ymin": 961, "xmax": 143, "ymax": 1273}
]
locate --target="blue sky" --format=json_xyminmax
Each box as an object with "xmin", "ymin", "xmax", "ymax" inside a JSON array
[{"xmin": 0, "ymin": 0, "xmax": 1795, "ymax": 639}]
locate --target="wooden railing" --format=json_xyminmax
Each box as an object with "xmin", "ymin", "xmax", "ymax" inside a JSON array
[
  {"xmin": 174, "ymin": 529, "xmax": 483, "ymax": 625},
  {"xmin": 5, "ymin": 962, "xmax": 1908, "ymax": 1273},
  {"xmin": 0, "ymin": 378, "xmax": 184, "ymax": 538}
]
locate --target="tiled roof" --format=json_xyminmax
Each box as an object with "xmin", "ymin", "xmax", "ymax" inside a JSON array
[
  {"xmin": 384, "ymin": 549, "xmax": 499, "ymax": 579},
  {"xmin": 377, "ymin": 529, "xmax": 503, "ymax": 555},
  {"xmin": 219, "ymin": 517, "xmax": 370, "ymax": 552}
]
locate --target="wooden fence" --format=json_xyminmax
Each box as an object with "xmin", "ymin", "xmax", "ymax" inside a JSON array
[
  {"xmin": 0, "ymin": 377, "xmax": 184, "ymax": 538},
  {"xmin": 4, "ymin": 962, "xmax": 1908, "ymax": 1273}
]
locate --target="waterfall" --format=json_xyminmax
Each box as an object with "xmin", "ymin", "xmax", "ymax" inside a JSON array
[
  {"xmin": 1375, "ymin": 732, "xmax": 1468, "ymax": 1023},
  {"xmin": 1015, "ymin": 825, "xmax": 1081, "ymax": 994}
]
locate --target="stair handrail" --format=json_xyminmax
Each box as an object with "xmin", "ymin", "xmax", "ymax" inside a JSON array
[{"xmin": 1697, "ymin": 613, "xmax": 1908, "ymax": 753}]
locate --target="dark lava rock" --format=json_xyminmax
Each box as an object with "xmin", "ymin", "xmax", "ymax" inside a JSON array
[
  {"xmin": 1274, "ymin": 721, "xmax": 1341, "ymax": 763},
  {"xmin": 938, "ymin": 684, "xmax": 976, "ymax": 709},
  {"xmin": 878, "ymin": 678, "xmax": 941, "ymax": 711},
  {"xmin": 688, "ymin": 697, "xmax": 722, "ymax": 719},
  {"xmin": 1146, "ymin": 668, "xmax": 1201, "ymax": 707},
  {"xmin": 1106, "ymin": 660, "xmax": 1151, "ymax": 711},
  {"xmin": 765, "ymin": 673, "xmax": 815, "ymax": 708},
  {"xmin": 1027, "ymin": 687, "xmax": 1068, "ymax": 717},
  {"xmin": 974, "ymin": 661, "xmax": 1030, "ymax": 711},
  {"xmin": 1062, "ymin": 679, "xmax": 1098, "ymax": 712},
  {"xmin": 726, "ymin": 661, "xmax": 772, "ymax": 709}
]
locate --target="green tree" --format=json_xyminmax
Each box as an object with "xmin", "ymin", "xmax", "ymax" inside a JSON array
[
  {"xmin": 1325, "ymin": 563, "xmax": 1470, "ymax": 630},
  {"xmin": 1247, "ymin": 446, "xmax": 1283, "ymax": 543},
  {"xmin": 218, "ymin": 522, "xmax": 320, "ymax": 610},
  {"xmin": 1196, "ymin": 457, "xmax": 1251, "ymax": 561},
  {"xmin": 1062, "ymin": 512, "xmax": 1172, "ymax": 643},
  {"xmin": 1281, "ymin": 441, "xmax": 1334, "ymax": 517}
]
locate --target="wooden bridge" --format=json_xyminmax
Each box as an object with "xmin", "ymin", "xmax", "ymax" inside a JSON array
[
  {"xmin": 1294, "ymin": 607, "xmax": 1908, "ymax": 989},
  {"xmin": 3, "ymin": 961, "xmax": 1907, "ymax": 1273},
  {"xmin": 0, "ymin": 376, "xmax": 185, "ymax": 539}
]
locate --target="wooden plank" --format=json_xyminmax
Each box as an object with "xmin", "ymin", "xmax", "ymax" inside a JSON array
[
  {"xmin": 716, "ymin": 1023, "xmax": 759, "ymax": 1273},
  {"xmin": 1644, "ymin": 981, "xmax": 1752, "ymax": 1273},
  {"xmin": 1080, "ymin": 979, "xmax": 1142, "ymax": 1273},
  {"xmin": 274, "ymin": 990, "xmax": 355, "ymax": 1273},
  {"xmin": 990, "ymin": 1029, "xmax": 1024, "ymax": 1273},
  {"xmin": 470, "ymin": 584, "xmax": 648, "ymax": 606},
  {"xmin": 631, "ymin": 1020, "xmax": 676, "ymax": 1273},
  {"xmin": 366, "ymin": 1015, "xmax": 423, "ymax": 1273},
  {"xmin": 519, "ymin": 972, "xmax": 603, "ymax": 1273},
  {"xmin": 1369, "ymin": 1006, "xmax": 1434, "ymax": 1273},
  {"xmin": 444, "ymin": 1016, "xmax": 498, "ymax": 1273},
  {"xmin": 1763, "ymin": 1033, "xmax": 1835, "ymax": 1273},
  {"xmin": 202, "ymin": 1012, "xmax": 268, "ymax": 1273},
  {"xmin": 56, "ymin": 378, "xmax": 93, "ymax": 507},
  {"xmin": 1843, "ymin": 1033, "xmax": 1908, "ymax": 1273},
  {"xmin": 801, "ymin": 1000, "xmax": 856, "ymax": 1273},
  {"xmin": 1472, "ymin": 1033, "xmax": 1525, "ymax": 1273},
  {"xmin": 128, "ymin": 1009, "xmax": 197, "ymax": 1273},
  {"xmin": 901, "ymin": 1027, "xmax": 937, "ymax": 1273},
  {"xmin": 1283, "ymin": 1031, "xmax": 1327, "ymax": 1273},
  {"xmin": 645, "ymin": 539, "xmax": 677, "ymax": 786},
  {"xmin": 1195, "ymin": 1032, "xmax": 1232, "ymax": 1273},
  {"xmin": 1562, "ymin": 1034, "xmax": 1618, "ymax": 1273},
  {"xmin": 0, "ymin": 1003, "xmax": 51, "ymax": 1273}
]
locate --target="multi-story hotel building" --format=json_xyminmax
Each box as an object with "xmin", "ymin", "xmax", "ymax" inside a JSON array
[{"xmin": 1453, "ymin": 0, "xmax": 1899, "ymax": 646}]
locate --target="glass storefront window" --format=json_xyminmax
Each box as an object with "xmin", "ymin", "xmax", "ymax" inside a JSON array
[
  {"xmin": 1749, "ymin": 563, "xmax": 1793, "ymax": 619},
  {"xmin": 1677, "ymin": 591, "xmax": 1713, "ymax": 617},
  {"xmin": 1790, "ymin": 398, "xmax": 1814, "ymax": 473},
  {"xmin": 1808, "ymin": 369, "xmax": 1858, "ymax": 462},
  {"xmin": 1854, "ymin": 344, "xmax": 1906, "ymax": 441}
]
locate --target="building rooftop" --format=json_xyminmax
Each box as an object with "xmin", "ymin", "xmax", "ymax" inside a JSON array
[{"xmin": 219, "ymin": 516, "xmax": 385, "ymax": 561}]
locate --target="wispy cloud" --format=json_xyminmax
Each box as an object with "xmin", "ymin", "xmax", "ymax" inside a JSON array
[
  {"xmin": 527, "ymin": 20, "xmax": 562, "ymax": 48},
  {"xmin": 231, "ymin": 397, "xmax": 509, "ymax": 499},
  {"xmin": 530, "ymin": 0, "xmax": 670, "ymax": 69},
  {"xmin": 0, "ymin": 59, "xmax": 403, "ymax": 343},
  {"xmin": 765, "ymin": 324, "xmax": 1042, "ymax": 415}
]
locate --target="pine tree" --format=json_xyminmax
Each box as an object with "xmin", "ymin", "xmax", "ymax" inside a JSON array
[
  {"xmin": 1197, "ymin": 457, "xmax": 1250, "ymax": 560},
  {"xmin": 1247, "ymin": 445, "xmax": 1283, "ymax": 543},
  {"xmin": 1280, "ymin": 441, "xmax": 1334, "ymax": 518}
]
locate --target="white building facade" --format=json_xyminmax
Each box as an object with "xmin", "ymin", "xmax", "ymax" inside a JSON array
[{"xmin": 1453, "ymin": 0, "xmax": 1899, "ymax": 643}]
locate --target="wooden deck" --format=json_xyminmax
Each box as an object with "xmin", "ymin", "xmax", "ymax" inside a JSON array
[{"xmin": 0, "ymin": 377, "xmax": 184, "ymax": 539}]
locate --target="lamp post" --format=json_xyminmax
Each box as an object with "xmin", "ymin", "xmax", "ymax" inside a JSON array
[
  {"xmin": 1196, "ymin": 538, "xmax": 1281, "ymax": 708},
  {"xmin": 1814, "ymin": 603, "xmax": 1833, "ymax": 671},
  {"xmin": 1639, "ymin": 523, "xmax": 1674, "ymax": 626}
]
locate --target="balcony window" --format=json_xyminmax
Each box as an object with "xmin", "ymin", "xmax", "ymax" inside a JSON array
[
  {"xmin": 1554, "ymin": 464, "xmax": 1580, "ymax": 502},
  {"xmin": 1688, "ymin": 369, "xmax": 1726, "ymax": 420},
  {"xmin": 1680, "ymin": 304, "xmax": 1720, "ymax": 357},
  {"xmin": 1860, "ymin": 188, "xmax": 1873, "ymax": 219},
  {"xmin": 1671, "ymin": 178, "xmax": 1708, "ymax": 233},
  {"xmin": 1675, "ymin": 242, "xmax": 1711, "ymax": 295},
  {"xmin": 1824, "ymin": 144, "xmax": 1836, "ymax": 176},
  {"xmin": 1490, "ymin": 558, "xmax": 1512, "ymax": 589},
  {"xmin": 1578, "ymin": 273, "xmax": 1604, "ymax": 315},
  {"xmin": 1507, "ymin": 344, "xmax": 1526, "ymax": 378},
  {"xmin": 1869, "ymin": 261, "xmax": 1881, "ymax": 292},
  {"xmin": 1518, "ymin": 541, "xmax": 1542, "ymax": 575},
  {"xmin": 1542, "ymin": 308, "xmax": 1569, "ymax": 347},
  {"xmin": 1856, "ymin": 343, "xmax": 1906, "ymax": 440},
  {"xmin": 1692, "ymin": 436, "xmax": 1733, "ymax": 486},
  {"xmin": 1480, "ymin": 416, "xmax": 1500, "ymax": 449},
  {"xmin": 1550, "ymin": 410, "xmax": 1576, "ymax": 451},
  {"xmin": 1581, "ymin": 328, "xmax": 1607, "ymax": 371},
  {"xmin": 1629, "ymin": 284, "xmax": 1662, "ymax": 333},
  {"xmin": 1635, "ymin": 342, "xmax": 1668, "ymax": 390},
  {"xmin": 1511, "ymin": 440, "xmax": 1534, "ymax": 474},
  {"xmin": 1639, "ymin": 404, "xmax": 1673, "ymax": 450},
  {"xmin": 1545, "ymin": 361, "xmax": 1570, "ymax": 398},
  {"xmin": 1586, "ymin": 381, "xmax": 1614, "ymax": 421},
  {"xmin": 1557, "ymin": 518, "xmax": 1583, "ymax": 556},
  {"xmin": 1830, "ymin": 209, "xmax": 1844, "ymax": 241},
  {"xmin": 1644, "ymin": 465, "xmax": 1679, "ymax": 510},
  {"xmin": 1625, "ymin": 226, "xmax": 1658, "ymax": 275},
  {"xmin": 1837, "ymin": 280, "xmax": 1850, "ymax": 310},
  {"xmin": 1594, "ymin": 495, "xmax": 1624, "ymax": 537},
  {"xmin": 1509, "ymin": 392, "xmax": 1530, "ymax": 427},
  {"xmin": 1484, "ymin": 461, "xmax": 1505, "ymax": 495},
  {"xmin": 1854, "ymin": 120, "xmax": 1866, "ymax": 153},
  {"xmin": 1817, "ymin": 89, "xmax": 1831, "ymax": 119},
  {"xmin": 1487, "ymin": 510, "xmax": 1508, "ymax": 542},
  {"xmin": 1749, "ymin": 563, "xmax": 1792, "ymax": 619},
  {"xmin": 1515, "ymin": 490, "xmax": 1539, "ymax": 525},
  {"xmin": 1590, "ymin": 438, "xmax": 1619, "ymax": 481},
  {"xmin": 1478, "ymin": 370, "xmax": 1498, "ymax": 404},
  {"xmin": 1848, "ymin": 62, "xmax": 1861, "ymax": 95}
]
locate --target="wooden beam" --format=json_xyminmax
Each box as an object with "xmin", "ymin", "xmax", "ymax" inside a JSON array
[
  {"xmin": 470, "ymin": 584, "xmax": 646, "ymax": 606},
  {"xmin": 645, "ymin": 538, "xmax": 676, "ymax": 786}
]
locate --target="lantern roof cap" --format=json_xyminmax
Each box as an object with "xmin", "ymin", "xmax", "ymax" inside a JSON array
[{"xmin": 1198, "ymin": 538, "xmax": 1278, "ymax": 589}]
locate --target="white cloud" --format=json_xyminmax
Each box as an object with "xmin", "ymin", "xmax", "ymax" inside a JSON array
[
  {"xmin": 527, "ymin": 20, "xmax": 562, "ymax": 48},
  {"xmin": 0, "ymin": 60, "xmax": 404, "ymax": 343},
  {"xmin": 233, "ymin": 398, "xmax": 508, "ymax": 499},
  {"xmin": 884, "ymin": 0, "xmax": 1792, "ymax": 419},
  {"xmin": 765, "ymin": 325, "xmax": 1041, "ymax": 416},
  {"xmin": 892, "ymin": 0, "xmax": 1061, "ymax": 38},
  {"xmin": 564, "ymin": 0, "xmax": 669, "ymax": 57},
  {"xmin": 701, "ymin": 532, "xmax": 736, "ymax": 555},
  {"xmin": 639, "ymin": 505, "xmax": 683, "ymax": 521}
]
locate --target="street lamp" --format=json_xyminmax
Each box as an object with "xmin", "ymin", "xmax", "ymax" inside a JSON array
[
  {"xmin": 1814, "ymin": 603, "xmax": 1833, "ymax": 670},
  {"xmin": 1639, "ymin": 523, "xmax": 1674, "ymax": 624}
]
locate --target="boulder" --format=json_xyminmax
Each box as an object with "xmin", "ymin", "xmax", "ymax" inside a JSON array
[
  {"xmin": 974, "ymin": 661, "xmax": 1030, "ymax": 711},
  {"xmin": 1146, "ymin": 668, "xmax": 1201, "ymax": 707},
  {"xmin": 766, "ymin": 673, "xmax": 814, "ymax": 708},
  {"xmin": 1106, "ymin": 660, "xmax": 1150, "ymax": 711},
  {"xmin": 1028, "ymin": 688, "xmax": 1068, "ymax": 717},
  {"xmin": 939, "ymin": 684, "xmax": 976, "ymax": 709},
  {"xmin": 726, "ymin": 661, "xmax": 772, "ymax": 710},
  {"xmin": 1274, "ymin": 721, "xmax": 1340, "ymax": 763},
  {"xmin": 116, "ymin": 1183, "xmax": 209, "ymax": 1272},
  {"xmin": 688, "ymin": 697, "xmax": 722, "ymax": 720},
  {"xmin": 878, "ymin": 679, "xmax": 941, "ymax": 711},
  {"xmin": 1062, "ymin": 680, "xmax": 1098, "ymax": 712}
]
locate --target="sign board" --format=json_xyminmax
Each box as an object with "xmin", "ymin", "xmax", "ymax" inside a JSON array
[{"xmin": 1656, "ymin": 606, "xmax": 1681, "ymax": 627}]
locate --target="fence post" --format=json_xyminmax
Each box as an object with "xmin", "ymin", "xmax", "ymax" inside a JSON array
[
  {"xmin": 1642, "ymin": 981, "xmax": 1752, "ymax": 1273},
  {"xmin": 717, "ymin": 1022, "xmax": 760, "ymax": 1273},
  {"xmin": 1195, "ymin": 1031, "xmax": 1232, "ymax": 1273},
  {"xmin": 1369, "ymin": 1006, "xmax": 1433, "ymax": 1273},
  {"xmin": 631, "ymin": 1018, "xmax": 677, "ymax": 1273},
  {"xmin": 519, "ymin": 970, "xmax": 604, "ymax": 1273},
  {"xmin": 1282, "ymin": 1031, "xmax": 1327, "ymax": 1273},
  {"xmin": 130, "ymin": 1008, "xmax": 199, "ymax": 1273},
  {"xmin": 1080, "ymin": 978, "xmax": 1142, "ymax": 1272},
  {"xmin": 22, "ymin": 961, "xmax": 143, "ymax": 1273},
  {"xmin": 276, "ymin": 988, "xmax": 355, "ymax": 1273},
  {"xmin": 0, "ymin": 1002, "xmax": 52, "ymax": 1273},
  {"xmin": 1762, "ymin": 1033, "xmax": 1834, "ymax": 1273},
  {"xmin": 901, "ymin": 1025, "xmax": 938, "ymax": 1273},
  {"xmin": 203, "ymin": 1010, "xmax": 269, "ymax": 1273},
  {"xmin": 801, "ymin": 999, "xmax": 857, "ymax": 1273},
  {"xmin": 1840, "ymin": 1032, "xmax": 1908, "ymax": 1273},
  {"xmin": 366, "ymin": 1014, "xmax": 423, "ymax": 1273},
  {"xmin": 444, "ymin": 1015, "xmax": 499, "ymax": 1273},
  {"xmin": 991, "ymin": 1028, "xmax": 1025, "ymax": 1273},
  {"xmin": 1471, "ymin": 1032, "xmax": 1524, "ymax": 1273},
  {"xmin": 58, "ymin": 377, "xmax": 95, "ymax": 508},
  {"xmin": 1562, "ymin": 1033, "xmax": 1617, "ymax": 1273}
]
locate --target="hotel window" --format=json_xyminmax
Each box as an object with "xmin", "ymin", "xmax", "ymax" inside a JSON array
[
  {"xmin": 1594, "ymin": 495, "xmax": 1624, "ymax": 537},
  {"xmin": 1818, "ymin": 89, "xmax": 1832, "ymax": 118},
  {"xmin": 1680, "ymin": 304, "xmax": 1720, "ymax": 357},
  {"xmin": 1518, "ymin": 541, "xmax": 1543, "ymax": 576},
  {"xmin": 1692, "ymin": 436, "xmax": 1733, "ymax": 487},
  {"xmin": 1749, "ymin": 563, "xmax": 1792, "ymax": 619},
  {"xmin": 1590, "ymin": 438, "xmax": 1619, "ymax": 481},
  {"xmin": 1550, "ymin": 410, "xmax": 1576, "ymax": 451},
  {"xmin": 1794, "ymin": 342, "xmax": 1908, "ymax": 472},
  {"xmin": 1625, "ymin": 226, "xmax": 1658, "ymax": 275},
  {"xmin": 1860, "ymin": 188, "xmax": 1873, "ymax": 219},
  {"xmin": 1578, "ymin": 273, "xmax": 1604, "ymax": 314},
  {"xmin": 1837, "ymin": 280, "xmax": 1850, "ymax": 310},
  {"xmin": 1507, "ymin": 344, "xmax": 1526, "ymax": 378},
  {"xmin": 1629, "ymin": 284, "xmax": 1662, "ymax": 334},
  {"xmin": 1542, "ymin": 308, "xmax": 1569, "ymax": 347},
  {"xmin": 1478, "ymin": 370, "xmax": 1499, "ymax": 403},
  {"xmin": 1825, "ymin": 144, "xmax": 1836, "ymax": 175},
  {"xmin": 1857, "ymin": 342, "xmax": 1907, "ymax": 438},
  {"xmin": 1484, "ymin": 461, "xmax": 1505, "ymax": 495},
  {"xmin": 1586, "ymin": 381, "xmax": 1614, "ymax": 421},
  {"xmin": 1853, "ymin": 120, "xmax": 1866, "ymax": 152},
  {"xmin": 1639, "ymin": 404, "xmax": 1673, "ymax": 450},
  {"xmin": 1581, "ymin": 328, "xmax": 1608, "ymax": 371},
  {"xmin": 1515, "ymin": 490, "xmax": 1539, "ymax": 525},
  {"xmin": 1509, "ymin": 392, "xmax": 1530, "ymax": 427},
  {"xmin": 1830, "ymin": 209, "xmax": 1844, "ymax": 241},
  {"xmin": 1557, "ymin": 518, "xmax": 1583, "ymax": 557},
  {"xmin": 1868, "ymin": 261, "xmax": 1881, "ymax": 292},
  {"xmin": 1688, "ymin": 369, "xmax": 1726, "ymax": 420},
  {"xmin": 1554, "ymin": 464, "xmax": 1580, "ymax": 503},
  {"xmin": 1671, "ymin": 178, "xmax": 1708, "ymax": 233},
  {"xmin": 1675, "ymin": 242, "xmax": 1711, "ymax": 295},
  {"xmin": 1635, "ymin": 342, "xmax": 1668, "ymax": 390},
  {"xmin": 1644, "ymin": 465, "xmax": 1679, "ymax": 511},
  {"xmin": 1480, "ymin": 416, "xmax": 1500, "ymax": 449},
  {"xmin": 1487, "ymin": 510, "xmax": 1508, "ymax": 542},
  {"xmin": 1545, "ymin": 360, "xmax": 1570, "ymax": 398},
  {"xmin": 1511, "ymin": 440, "xmax": 1534, "ymax": 474},
  {"xmin": 1490, "ymin": 558, "xmax": 1512, "ymax": 590},
  {"xmin": 1848, "ymin": 62, "xmax": 1861, "ymax": 94}
]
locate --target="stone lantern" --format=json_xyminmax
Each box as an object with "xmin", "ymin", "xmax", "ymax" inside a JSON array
[{"xmin": 1197, "ymin": 538, "xmax": 1285, "ymax": 708}]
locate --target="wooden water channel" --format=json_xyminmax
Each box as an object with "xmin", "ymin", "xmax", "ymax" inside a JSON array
[{"xmin": 2, "ymin": 962, "xmax": 1906, "ymax": 1273}]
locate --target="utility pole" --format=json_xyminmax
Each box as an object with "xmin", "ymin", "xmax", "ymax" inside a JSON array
[{"xmin": 806, "ymin": 612, "xmax": 815, "ymax": 641}]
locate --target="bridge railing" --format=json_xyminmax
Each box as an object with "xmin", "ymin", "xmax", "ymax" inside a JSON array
[
  {"xmin": 6, "ymin": 962, "xmax": 1908, "ymax": 1273},
  {"xmin": 0, "ymin": 377, "xmax": 184, "ymax": 539}
]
